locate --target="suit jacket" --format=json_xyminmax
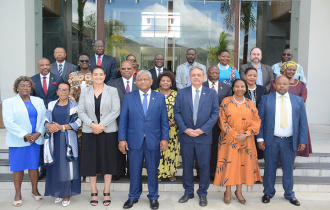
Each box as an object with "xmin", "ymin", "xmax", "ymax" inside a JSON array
[
  {"xmin": 148, "ymin": 67, "xmax": 176, "ymax": 90},
  {"xmin": 175, "ymin": 62, "xmax": 207, "ymax": 90},
  {"xmin": 118, "ymin": 90, "xmax": 170, "ymax": 151},
  {"xmin": 257, "ymin": 92, "xmax": 308, "ymax": 151},
  {"xmin": 90, "ymin": 54, "xmax": 117, "ymax": 83},
  {"xmin": 31, "ymin": 73, "xmax": 63, "ymax": 107},
  {"xmin": 106, "ymin": 77, "xmax": 138, "ymax": 105},
  {"xmin": 78, "ymin": 84, "xmax": 120, "ymax": 133},
  {"xmin": 244, "ymin": 84, "xmax": 267, "ymax": 108},
  {"xmin": 2, "ymin": 95, "xmax": 46, "ymax": 147},
  {"xmin": 50, "ymin": 61, "xmax": 78, "ymax": 82},
  {"xmin": 202, "ymin": 80, "xmax": 231, "ymax": 105},
  {"xmin": 174, "ymin": 86, "xmax": 219, "ymax": 144},
  {"xmin": 239, "ymin": 62, "xmax": 274, "ymax": 92}
]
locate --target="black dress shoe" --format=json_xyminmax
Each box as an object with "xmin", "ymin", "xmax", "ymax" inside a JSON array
[
  {"xmin": 199, "ymin": 196, "xmax": 207, "ymax": 207},
  {"xmin": 123, "ymin": 199, "xmax": 138, "ymax": 209},
  {"xmin": 262, "ymin": 194, "xmax": 271, "ymax": 203},
  {"xmin": 178, "ymin": 194, "xmax": 194, "ymax": 203},
  {"xmin": 289, "ymin": 198, "xmax": 300, "ymax": 206},
  {"xmin": 112, "ymin": 174, "xmax": 121, "ymax": 181},
  {"xmin": 149, "ymin": 200, "xmax": 159, "ymax": 209}
]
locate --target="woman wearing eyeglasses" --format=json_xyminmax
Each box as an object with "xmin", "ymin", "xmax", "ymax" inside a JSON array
[
  {"xmin": 68, "ymin": 53, "xmax": 94, "ymax": 102},
  {"xmin": 43, "ymin": 82, "xmax": 81, "ymax": 207},
  {"xmin": 2, "ymin": 76, "xmax": 46, "ymax": 207}
]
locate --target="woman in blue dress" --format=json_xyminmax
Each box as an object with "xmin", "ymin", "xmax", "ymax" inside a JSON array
[
  {"xmin": 43, "ymin": 82, "xmax": 81, "ymax": 207},
  {"xmin": 217, "ymin": 50, "xmax": 240, "ymax": 86},
  {"xmin": 2, "ymin": 76, "xmax": 46, "ymax": 207}
]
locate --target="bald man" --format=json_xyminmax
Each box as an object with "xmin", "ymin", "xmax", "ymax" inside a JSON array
[
  {"xmin": 257, "ymin": 76, "xmax": 308, "ymax": 206},
  {"xmin": 50, "ymin": 47, "xmax": 78, "ymax": 82}
]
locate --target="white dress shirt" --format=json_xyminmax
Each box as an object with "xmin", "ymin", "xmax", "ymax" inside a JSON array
[
  {"xmin": 95, "ymin": 54, "xmax": 104, "ymax": 64},
  {"xmin": 122, "ymin": 76, "xmax": 134, "ymax": 92},
  {"xmin": 192, "ymin": 85, "xmax": 202, "ymax": 107},
  {"xmin": 208, "ymin": 80, "xmax": 218, "ymax": 94},
  {"xmin": 56, "ymin": 60, "xmax": 66, "ymax": 70},
  {"xmin": 257, "ymin": 92, "xmax": 293, "ymax": 142},
  {"xmin": 155, "ymin": 67, "xmax": 164, "ymax": 77},
  {"xmin": 139, "ymin": 88, "xmax": 152, "ymax": 109},
  {"xmin": 39, "ymin": 73, "xmax": 50, "ymax": 89}
]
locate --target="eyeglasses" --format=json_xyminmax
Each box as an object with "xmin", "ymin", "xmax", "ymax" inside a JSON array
[
  {"xmin": 94, "ymin": 45, "xmax": 105, "ymax": 48},
  {"xmin": 282, "ymin": 53, "xmax": 292, "ymax": 56},
  {"xmin": 79, "ymin": 60, "xmax": 90, "ymax": 63},
  {"xmin": 137, "ymin": 79, "xmax": 150, "ymax": 82},
  {"xmin": 58, "ymin": 88, "xmax": 70, "ymax": 92},
  {"xmin": 128, "ymin": 59, "xmax": 136, "ymax": 63}
]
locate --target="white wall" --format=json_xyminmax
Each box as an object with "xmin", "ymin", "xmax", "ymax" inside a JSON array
[
  {"xmin": 298, "ymin": 0, "xmax": 330, "ymax": 125},
  {"xmin": 0, "ymin": 0, "xmax": 39, "ymax": 101}
]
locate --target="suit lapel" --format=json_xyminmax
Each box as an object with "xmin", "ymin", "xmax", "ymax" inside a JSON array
[
  {"xmin": 270, "ymin": 93, "xmax": 276, "ymax": 127},
  {"xmin": 133, "ymin": 90, "xmax": 145, "ymax": 117},
  {"xmin": 132, "ymin": 78, "xmax": 138, "ymax": 91},
  {"xmin": 100, "ymin": 85, "xmax": 108, "ymax": 111},
  {"xmin": 101, "ymin": 55, "xmax": 108, "ymax": 68},
  {"xmin": 34, "ymin": 75, "xmax": 46, "ymax": 97},
  {"xmin": 117, "ymin": 78, "xmax": 126, "ymax": 94},
  {"xmin": 89, "ymin": 86, "xmax": 95, "ymax": 110},
  {"xmin": 186, "ymin": 86, "xmax": 193, "ymax": 113},
  {"xmin": 198, "ymin": 87, "xmax": 207, "ymax": 113},
  {"xmin": 289, "ymin": 93, "xmax": 297, "ymax": 127},
  {"xmin": 146, "ymin": 91, "xmax": 156, "ymax": 118},
  {"xmin": 48, "ymin": 74, "xmax": 56, "ymax": 96}
]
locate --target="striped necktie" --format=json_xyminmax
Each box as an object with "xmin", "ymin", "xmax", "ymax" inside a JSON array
[{"xmin": 58, "ymin": 64, "xmax": 63, "ymax": 76}]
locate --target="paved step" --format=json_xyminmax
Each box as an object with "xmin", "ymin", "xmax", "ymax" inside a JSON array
[{"xmin": 0, "ymin": 149, "xmax": 8, "ymax": 159}]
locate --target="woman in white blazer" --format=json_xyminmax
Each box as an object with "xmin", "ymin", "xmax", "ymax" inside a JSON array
[
  {"xmin": 2, "ymin": 76, "xmax": 46, "ymax": 207},
  {"xmin": 78, "ymin": 66, "xmax": 120, "ymax": 206}
]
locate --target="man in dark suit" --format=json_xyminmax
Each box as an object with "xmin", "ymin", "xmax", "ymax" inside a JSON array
[
  {"xmin": 89, "ymin": 40, "xmax": 117, "ymax": 83},
  {"xmin": 148, "ymin": 53, "xmax": 175, "ymax": 90},
  {"xmin": 257, "ymin": 76, "xmax": 308, "ymax": 206},
  {"xmin": 202, "ymin": 65, "xmax": 231, "ymax": 179},
  {"xmin": 174, "ymin": 66, "xmax": 219, "ymax": 207},
  {"xmin": 239, "ymin": 47, "xmax": 274, "ymax": 92},
  {"xmin": 118, "ymin": 70, "xmax": 169, "ymax": 209},
  {"xmin": 107, "ymin": 61, "xmax": 138, "ymax": 181},
  {"xmin": 50, "ymin": 47, "xmax": 78, "ymax": 82},
  {"xmin": 31, "ymin": 58, "xmax": 63, "ymax": 180}
]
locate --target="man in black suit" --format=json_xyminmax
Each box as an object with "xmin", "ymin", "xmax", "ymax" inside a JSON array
[
  {"xmin": 149, "ymin": 53, "xmax": 175, "ymax": 90},
  {"xmin": 202, "ymin": 65, "xmax": 231, "ymax": 179},
  {"xmin": 107, "ymin": 61, "xmax": 138, "ymax": 180},
  {"xmin": 90, "ymin": 40, "xmax": 117, "ymax": 83},
  {"xmin": 50, "ymin": 47, "xmax": 78, "ymax": 82},
  {"xmin": 31, "ymin": 58, "xmax": 63, "ymax": 179}
]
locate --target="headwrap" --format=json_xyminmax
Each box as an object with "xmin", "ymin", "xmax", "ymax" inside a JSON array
[{"xmin": 281, "ymin": 61, "xmax": 297, "ymax": 73}]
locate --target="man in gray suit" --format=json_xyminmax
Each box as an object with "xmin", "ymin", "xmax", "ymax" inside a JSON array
[
  {"xmin": 50, "ymin": 47, "xmax": 78, "ymax": 82},
  {"xmin": 107, "ymin": 61, "xmax": 138, "ymax": 180},
  {"xmin": 175, "ymin": 48, "xmax": 206, "ymax": 90},
  {"xmin": 239, "ymin": 47, "xmax": 274, "ymax": 92}
]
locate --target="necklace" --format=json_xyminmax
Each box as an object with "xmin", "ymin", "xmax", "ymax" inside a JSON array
[
  {"xmin": 233, "ymin": 95, "xmax": 245, "ymax": 105},
  {"xmin": 24, "ymin": 101, "xmax": 31, "ymax": 107}
]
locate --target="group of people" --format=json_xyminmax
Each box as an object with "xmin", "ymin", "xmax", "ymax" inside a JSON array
[{"xmin": 2, "ymin": 39, "xmax": 310, "ymax": 209}]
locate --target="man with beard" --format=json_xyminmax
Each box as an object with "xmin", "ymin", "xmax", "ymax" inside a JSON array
[
  {"xmin": 239, "ymin": 47, "xmax": 273, "ymax": 92},
  {"xmin": 175, "ymin": 48, "xmax": 206, "ymax": 90},
  {"xmin": 149, "ymin": 53, "xmax": 175, "ymax": 90},
  {"xmin": 89, "ymin": 40, "xmax": 117, "ymax": 83},
  {"xmin": 272, "ymin": 48, "xmax": 307, "ymax": 84}
]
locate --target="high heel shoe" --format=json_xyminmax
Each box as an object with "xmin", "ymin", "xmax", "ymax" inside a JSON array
[
  {"xmin": 234, "ymin": 191, "xmax": 246, "ymax": 205},
  {"xmin": 103, "ymin": 192, "xmax": 111, "ymax": 206},
  {"xmin": 31, "ymin": 193, "xmax": 43, "ymax": 201},
  {"xmin": 90, "ymin": 192, "xmax": 98, "ymax": 206},
  {"xmin": 223, "ymin": 192, "xmax": 231, "ymax": 204}
]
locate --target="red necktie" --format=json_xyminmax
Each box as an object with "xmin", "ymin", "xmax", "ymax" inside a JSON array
[
  {"xmin": 43, "ymin": 77, "xmax": 48, "ymax": 95},
  {"xmin": 97, "ymin": 55, "xmax": 101, "ymax": 66}
]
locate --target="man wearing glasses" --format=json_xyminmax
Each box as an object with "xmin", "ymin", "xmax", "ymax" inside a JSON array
[
  {"xmin": 50, "ymin": 47, "xmax": 78, "ymax": 82},
  {"xmin": 90, "ymin": 40, "xmax": 117, "ymax": 83},
  {"xmin": 271, "ymin": 48, "xmax": 307, "ymax": 84}
]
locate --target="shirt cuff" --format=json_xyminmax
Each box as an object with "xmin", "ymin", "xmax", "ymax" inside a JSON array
[{"xmin": 257, "ymin": 138, "xmax": 264, "ymax": 142}]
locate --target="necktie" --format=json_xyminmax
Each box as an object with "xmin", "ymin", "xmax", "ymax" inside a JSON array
[
  {"xmin": 157, "ymin": 68, "xmax": 161, "ymax": 76},
  {"xmin": 280, "ymin": 95, "xmax": 288, "ymax": 128},
  {"xmin": 43, "ymin": 77, "xmax": 48, "ymax": 95},
  {"xmin": 126, "ymin": 81, "xmax": 130, "ymax": 93},
  {"xmin": 58, "ymin": 64, "xmax": 63, "ymax": 76},
  {"xmin": 143, "ymin": 93, "xmax": 148, "ymax": 115},
  {"xmin": 212, "ymin": 82, "xmax": 216, "ymax": 90},
  {"xmin": 193, "ymin": 89, "xmax": 200, "ymax": 125},
  {"xmin": 97, "ymin": 55, "xmax": 101, "ymax": 66}
]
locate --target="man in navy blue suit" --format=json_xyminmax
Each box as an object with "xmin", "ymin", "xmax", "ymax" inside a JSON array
[
  {"xmin": 257, "ymin": 76, "xmax": 308, "ymax": 206},
  {"xmin": 174, "ymin": 66, "xmax": 219, "ymax": 207},
  {"xmin": 89, "ymin": 40, "xmax": 117, "ymax": 83},
  {"xmin": 118, "ymin": 70, "xmax": 169, "ymax": 209}
]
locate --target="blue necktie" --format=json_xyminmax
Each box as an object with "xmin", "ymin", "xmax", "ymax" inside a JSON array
[
  {"xmin": 58, "ymin": 64, "xmax": 63, "ymax": 76},
  {"xmin": 143, "ymin": 93, "xmax": 148, "ymax": 115},
  {"xmin": 193, "ymin": 89, "xmax": 200, "ymax": 125}
]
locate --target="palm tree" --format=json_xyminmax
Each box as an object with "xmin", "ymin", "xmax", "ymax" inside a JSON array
[{"xmin": 207, "ymin": 31, "xmax": 233, "ymax": 65}]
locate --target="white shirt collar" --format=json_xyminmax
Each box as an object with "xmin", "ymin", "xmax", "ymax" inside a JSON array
[
  {"xmin": 155, "ymin": 66, "xmax": 163, "ymax": 71},
  {"xmin": 40, "ymin": 72, "xmax": 50, "ymax": 79},
  {"xmin": 56, "ymin": 60, "xmax": 66, "ymax": 66},
  {"xmin": 276, "ymin": 91, "xmax": 289, "ymax": 98},
  {"xmin": 122, "ymin": 76, "xmax": 133, "ymax": 84},
  {"xmin": 192, "ymin": 85, "xmax": 203, "ymax": 93},
  {"xmin": 139, "ymin": 88, "xmax": 151, "ymax": 96}
]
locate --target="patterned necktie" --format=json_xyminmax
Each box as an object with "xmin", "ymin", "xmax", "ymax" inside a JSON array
[
  {"xmin": 43, "ymin": 77, "xmax": 48, "ymax": 95},
  {"xmin": 126, "ymin": 81, "xmax": 130, "ymax": 93},
  {"xmin": 280, "ymin": 95, "xmax": 288, "ymax": 128},
  {"xmin": 157, "ymin": 68, "xmax": 161, "ymax": 76},
  {"xmin": 97, "ymin": 55, "xmax": 101, "ymax": 66},
  {"xmin": 58, "ymin": 64, "xmax": 63, "ymax": 76},
  {"xmin": 212, "ymin": 82, "xmax": 216, "ymax": 90},
  {"xmin": 193, "ymin": 89, "xmax": 200, "ymax": 125},
  {"xmin": 143, "ymin": 93, "xmax": 148, "ymax": 115}
]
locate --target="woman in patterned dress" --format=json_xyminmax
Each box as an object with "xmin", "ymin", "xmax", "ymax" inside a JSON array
[
  {"xmin": 217, "ymin": 50, "xmax": 240, "ymax": 86},
  {"xmin": 155, "ymin": 71, "xmax": 180, "ymax": 181},
  {"xmin": 213, "ymin": 79, "xmax": 262, "ymax": 205}
]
